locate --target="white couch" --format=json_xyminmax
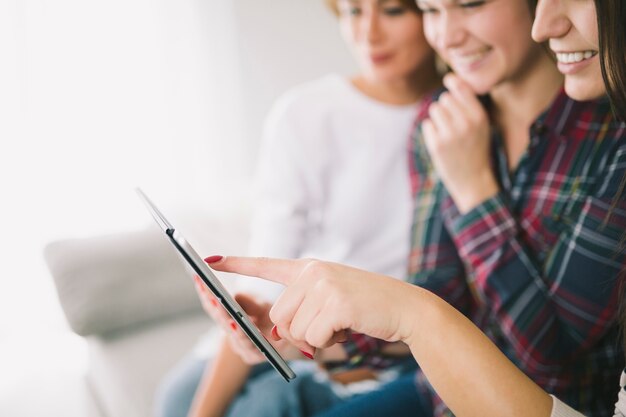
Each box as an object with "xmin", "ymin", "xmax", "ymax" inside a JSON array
[
  {"xmin": 43, "ymin": 207, "xmax": 251, "ymax": 417},
  {"xmin": 41, "ymin": 3, "xmax": 356, "ymax": 415}
]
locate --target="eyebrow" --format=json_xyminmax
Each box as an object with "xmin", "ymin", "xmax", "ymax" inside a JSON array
[{"xmin": 342, "ymin": 0, "xmax": 401, "ymax": 5}]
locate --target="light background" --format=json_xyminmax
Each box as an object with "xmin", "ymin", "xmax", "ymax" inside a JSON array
[{"xmin": 0, "ymin": 0, "xmax": 355, "ymax": 414}]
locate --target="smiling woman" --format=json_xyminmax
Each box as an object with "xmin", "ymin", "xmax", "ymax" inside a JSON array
[{"xmin": 197, "ymin": 1, "xmax": 626, "ymax": 417}]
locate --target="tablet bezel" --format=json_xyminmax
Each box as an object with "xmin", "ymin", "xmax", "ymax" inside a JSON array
[{"xmin": 136, "ymin": 189, "xmax": 296, "ymax": 382}]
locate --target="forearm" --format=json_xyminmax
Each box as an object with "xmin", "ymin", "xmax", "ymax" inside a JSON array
[
  {"xmin": 404, "ymin": 287, "xmax": 553, "ymax": 417},
  {"xmin": 188, "ymin": 338, "xmax": 252, "ymax": 417}
]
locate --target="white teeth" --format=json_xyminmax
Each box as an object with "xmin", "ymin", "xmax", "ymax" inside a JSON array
[
  {"xmin": 555, "ymin": 50, "xmax": 597, "ymax": 64},
  {"xmin": 453, "ymin": 49, "xmax": 489, "ymax": 66}
]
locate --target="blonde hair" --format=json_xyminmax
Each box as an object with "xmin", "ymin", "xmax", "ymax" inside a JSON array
[{"xmin": 324, "ymin": 0, "xmax": 421, "ymax": 16}]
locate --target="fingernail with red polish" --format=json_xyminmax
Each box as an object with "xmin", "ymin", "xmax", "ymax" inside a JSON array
[
  {"xmin": 230, "ymin": 321, "xmax": 237, "ymax": 331},
  {"xmin": 204, "ymin": 255, "xmax": 223, "ymax": 264},
  {"xmin": 271, "ymin": 325, "xmax": 281, "ymax": 341},
  {"xmin": 300, "ymin": 350, "xmax": 314, "ymax": 360}
]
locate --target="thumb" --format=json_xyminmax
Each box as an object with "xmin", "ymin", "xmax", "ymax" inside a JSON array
[{"xmin": 234, "ymin": 293, "xmax": 269, "ymax": 318}]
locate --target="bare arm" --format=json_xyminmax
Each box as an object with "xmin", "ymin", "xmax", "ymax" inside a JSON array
[
  {"xmin": 188, "ymin": 338, "xmax": 251, "ymax": 417},
  {"xmin": 209, "ymin": 257, "xmax": 556, "ymax": 417},
  {"xmin": 404, "ymin": 286, "xmax": 553, "ymax": 417}
]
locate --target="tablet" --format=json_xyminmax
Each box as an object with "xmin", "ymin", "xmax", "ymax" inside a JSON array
[{"xmin": 136, "ymin": 188, "xmax": 296, "ymax": 382}]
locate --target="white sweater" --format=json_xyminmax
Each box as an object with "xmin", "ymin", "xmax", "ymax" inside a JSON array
[{"xmin": 242, "ymin": 74, "xmax": 420, "ymax": 300}]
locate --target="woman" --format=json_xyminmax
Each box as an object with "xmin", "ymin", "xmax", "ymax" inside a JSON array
[
  {"xmin": 154, "ymin": 1, "xmax": 441, "ymax": 416},
  {"xmin": 203, "ymin": 0, "xmax": 626, "ymax": 416}
]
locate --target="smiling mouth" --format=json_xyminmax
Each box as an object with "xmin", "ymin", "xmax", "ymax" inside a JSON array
[
  {"xmin": 555, "ymin": 50, "xmax": 598, "ymax": 64},
  {"xmin": 451, "ymin": 48, "xmax": 491, "ymax": 67}
]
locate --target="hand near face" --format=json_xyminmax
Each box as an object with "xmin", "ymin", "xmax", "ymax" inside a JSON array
[
  {"xmin": 193, "ymin": 276, "xmax": 301, "ymax": 363},
  {"xmin": 206, "ymin": 257, "xmax": 421, "ymax": 358},
  {"xmin": 422, "ymin": 73, "xmax": 499, "ymax": 213}
]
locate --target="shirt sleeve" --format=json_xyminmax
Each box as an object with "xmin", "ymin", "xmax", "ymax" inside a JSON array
[
  {"xmin": 443, "ymin": 143, "xmax": 626, "ymax": 373},
  {"xmin": 238, "ymin": 96, "xmax": 323, "ymax": 301}
]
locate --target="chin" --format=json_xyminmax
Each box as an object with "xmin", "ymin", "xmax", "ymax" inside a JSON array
[
  {"xmin": 455, "ymin": 74, "xmax": 493, "ymax": 96},
  {"xmin": 564, "ymin": 78, "xmax": 606, "ymax": 102}
]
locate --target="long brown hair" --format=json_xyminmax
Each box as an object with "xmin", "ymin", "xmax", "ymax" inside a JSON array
[
  {"xmin": 593, "ymin": 0, "xmax": 626, "ymax": 358},
  {"xmin": 595, "ymin": 0, "xmax": 626, "ymax": 122}
]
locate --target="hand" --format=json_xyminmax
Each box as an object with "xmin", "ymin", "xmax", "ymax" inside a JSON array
[
  {"xmin": 207, "ymin": 257, "xmax": 421, "ymax": 358},
  {"xmin": 193, "ymin": 276, "xmax": 303, "ymax": 364},
  {"xmin": 422, "ymin": 73, "xmax": 499, "ymax": 213}
]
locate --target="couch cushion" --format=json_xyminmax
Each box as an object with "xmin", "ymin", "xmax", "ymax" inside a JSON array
[
  {"xmin": 43, "ymin": 227, "xmax": 205, "ymax": 336},
  {"xmin": 86, "ymin": 312, "xmax": 217, "ymax": 417}
]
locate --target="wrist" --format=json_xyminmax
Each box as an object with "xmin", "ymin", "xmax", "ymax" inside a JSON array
[
  {"xmin": 448, "ymin": 172, "xmax": 499, "ymax": 214},
  {"xmin": 401, "ymin": 287, "xmax": 448, "ymax": 353},
  {"xmin": 395, "ymin": 283, "xmax": 431, "ymax": 345}
]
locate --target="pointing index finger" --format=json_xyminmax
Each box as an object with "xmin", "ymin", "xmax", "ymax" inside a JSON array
[{"xmin": 207, "ymin": 256, "xmax": 302, "ymax": 286}]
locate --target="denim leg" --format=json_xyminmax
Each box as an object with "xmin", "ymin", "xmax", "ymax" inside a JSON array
[
  {"xmin": 313, "ymin": 373, "xmax": 432, "ymax": 417},
  {"xmin": 154, "ymin": 355, "xmax": 209, "ymax": 417},
  {"xmin": 225, "ymin": 361, "xmax": 342, "ymax": 417}
]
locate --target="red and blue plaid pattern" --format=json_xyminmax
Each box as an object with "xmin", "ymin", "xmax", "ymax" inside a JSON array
[{"xmin": 408, "ymin": 90, "xmax": 626, "ymax": 417}]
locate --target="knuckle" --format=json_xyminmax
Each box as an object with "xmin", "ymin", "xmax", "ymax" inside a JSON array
[
  {"xmin": 290, "ymin": 322, "xmax": 304, "ymax": 341},
  {"xmin": 302, "ymin": 259, "xmax": 330, "ymax": 279}
]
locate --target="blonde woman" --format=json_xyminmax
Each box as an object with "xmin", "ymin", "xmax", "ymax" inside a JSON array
[{"xmin": 154, "ymin": 1, "xmax": 441, "ymax": 416}]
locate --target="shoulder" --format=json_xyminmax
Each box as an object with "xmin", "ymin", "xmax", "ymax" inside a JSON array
[
  {"xmin": 261, "ymin": 75, "xmax": 346, "ymax": 153},
  {"xmin": 269, "ymin": 74, "xmax": 347, "ymax": 117}
]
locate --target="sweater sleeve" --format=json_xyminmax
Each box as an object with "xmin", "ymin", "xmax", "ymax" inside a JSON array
[
  {"xmin": 241, "ymin": 95, "xmax": 325, "ymax": 301},
  {"xmin": 550, "ymin": 395, "xmax": 587, "ymax": 417}
]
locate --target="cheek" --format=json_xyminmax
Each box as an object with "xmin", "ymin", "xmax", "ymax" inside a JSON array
[
  {"xmin": 339, "ymin": 19, "xmax": 360, "ymax": 47},
  {"xmin": 580, "ymin": 12, "xmax": 599, "ymax": 48},
  {"xmin": 405, "ymin": 27, "xmax": 431, "ymax": 55},
  {"xmin": 422, "ymin": 18, "xmax": 441, "ymax": 56}
]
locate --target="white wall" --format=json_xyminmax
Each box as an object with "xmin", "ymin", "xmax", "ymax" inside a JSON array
[{"xmin": 0, "ymin": 1, "xmax": 355, "ymax": 413}]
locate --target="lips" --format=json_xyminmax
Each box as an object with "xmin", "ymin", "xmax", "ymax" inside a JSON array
[{"xmin": 370, "ymin": 53, "xmax": 393, "ymax": 64}]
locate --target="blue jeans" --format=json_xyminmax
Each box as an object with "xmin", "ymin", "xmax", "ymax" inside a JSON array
[
  {"xmin": 155, "ymin": 355, "xmax": 427, "ymax": 417},
  {"xmin": 154, "ymin": 357, "xmax": 341, "ymax": 417},
  {"xmin": 313, "ymin": 372, "xmax": 432, "ymax": 417}
]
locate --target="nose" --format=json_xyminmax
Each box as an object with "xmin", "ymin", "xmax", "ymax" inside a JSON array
[
  {"xmin": 532, "ymin": 0, "xmax": 571, "ymax": 43},
  {"xmin": 438, "ymin": 10, "xmax": 465, "ymax": 50},
  {"xmin": 362, "ymin": 8, "xmax": 383, "ymax": 44}
]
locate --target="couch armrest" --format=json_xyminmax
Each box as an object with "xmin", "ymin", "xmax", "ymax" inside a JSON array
[{"xmin": 43, "ymin": 227, "xmax": 204, "ymax": 337}]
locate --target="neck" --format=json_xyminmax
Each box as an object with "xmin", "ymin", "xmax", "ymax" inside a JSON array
[
  {"xmin": 352, "ymin": 58, "xmax": 442, "ymax": 105},
  {"xmin": 490, "ymin": 52, "xmax": 563, "ymax": 134}
]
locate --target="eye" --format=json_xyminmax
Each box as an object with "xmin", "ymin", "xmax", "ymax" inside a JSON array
[
  {"xmin": 348, "ymin": 6, "xmax": 362, "ymax": 16},
  {"xmin": 382, "ymin": 6, "xmax": 407, "ymax": 16},
  {"xmin": 458, "ymin": 1, "xmax": 486, "ymax": 9}
]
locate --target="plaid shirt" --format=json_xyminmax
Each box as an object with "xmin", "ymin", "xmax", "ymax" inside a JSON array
[
  {"xmin": 410, "ymin": 90, "xmax": 626, "ymax": 417},
  {"xmin": 342, "ymin": 90, "xmax": 626, "ymax": 417}
]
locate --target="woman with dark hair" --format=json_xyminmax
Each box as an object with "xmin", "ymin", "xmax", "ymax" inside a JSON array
[{"xmin": 201, "ymin": 0, "xmax": 626, "ymax": 416}]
